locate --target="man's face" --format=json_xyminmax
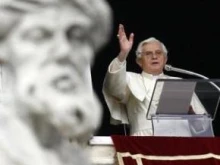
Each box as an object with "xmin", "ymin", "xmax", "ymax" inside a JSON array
[
  {"xmin": 3, "ymin": 5, "xmax": 101, "ymax": 137},
  {"xmin": 137, "ymin": 41, "xmax": 167, "ymax": 75},
  {"xmin": 6, "ymin": 5, "xmax": 94, "ymax": 79}
]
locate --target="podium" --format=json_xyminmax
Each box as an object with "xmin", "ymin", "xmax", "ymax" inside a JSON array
[{"xmin": 147, "ymin": 79, "xmax": 220, "ymax": 137}]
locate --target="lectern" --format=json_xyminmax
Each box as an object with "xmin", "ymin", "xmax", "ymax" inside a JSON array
[{"xmin": 147, "ymin": 79, "xmax": 220, "ymax": 137}]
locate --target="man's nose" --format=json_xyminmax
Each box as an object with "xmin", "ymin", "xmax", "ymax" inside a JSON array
[
  {"xmin": 53, "ymin": 35, "xmax": 72, "ymax": 60},
  {"xmin": 152, "ymin": 53, "xmax": 157, "ymax": 59}
]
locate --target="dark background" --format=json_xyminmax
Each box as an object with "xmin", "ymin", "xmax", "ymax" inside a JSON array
[{"xmin": 91, "ymin": 1, "xmax": 220, "ymax": 136}]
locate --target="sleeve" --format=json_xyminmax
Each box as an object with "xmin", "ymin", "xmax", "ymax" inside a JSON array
[
  {"xmin": 190, "ymin": 93, "xmax": 207, "ymax": 114},
  {"xmin": 109, "ymin": 57, "xmax": 126, "ymax": 72},
  {"xmin": 102, "ymin": 58, "xmax": 129, "ymax": 125}
]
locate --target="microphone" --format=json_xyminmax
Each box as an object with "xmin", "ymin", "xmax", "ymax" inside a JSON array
[
  {"xmin": 165, "ymin": 64, "xmax": 207, "ymax": 78},
  {"xmin": 164, "ymin": 64, "xmax": 220, "ymax": 92}
]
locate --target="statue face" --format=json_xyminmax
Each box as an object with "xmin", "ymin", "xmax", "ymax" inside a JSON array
[{"xmin": 3, "ymin": 5, "xmax": 102, "ymax": 137}]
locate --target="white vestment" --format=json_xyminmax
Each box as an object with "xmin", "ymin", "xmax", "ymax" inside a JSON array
[{"xmin": 102, "ymin": 58, "xmax": 207, "ymax": 136}]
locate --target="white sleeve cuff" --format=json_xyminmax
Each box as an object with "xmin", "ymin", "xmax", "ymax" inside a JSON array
[{"xmin": 109, "ymin": 58, "xmax": 126, "ymax": 73}]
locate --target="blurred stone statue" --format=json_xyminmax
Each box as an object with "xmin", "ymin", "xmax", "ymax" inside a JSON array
[{"xmin": 0, "ymin": 0, "xmax": 112, "ymax": 164}]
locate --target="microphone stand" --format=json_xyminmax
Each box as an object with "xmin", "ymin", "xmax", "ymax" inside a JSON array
[{"xmin": 164, "ymin": 64, "xmax": 220, "ymax": 92}]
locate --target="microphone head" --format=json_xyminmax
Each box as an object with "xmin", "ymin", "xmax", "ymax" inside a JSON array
[{"xmin": 164, "ymin": 64, "xmax": 172, "ymax": 71}]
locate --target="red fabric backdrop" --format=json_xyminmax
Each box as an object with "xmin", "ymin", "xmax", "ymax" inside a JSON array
[{"xmin": 111, "ymin": 135, "xmax": 220, "ymax": 165}]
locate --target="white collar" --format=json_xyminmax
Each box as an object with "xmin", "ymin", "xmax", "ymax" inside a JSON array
[{"xmin": 141, "ymin": 71, "xmax": 164, "ymax": 80}]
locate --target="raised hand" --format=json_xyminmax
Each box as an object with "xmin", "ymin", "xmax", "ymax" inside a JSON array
[{"xmin": 117, "ymin": 24, "xmax": 134, "ymax": 62}]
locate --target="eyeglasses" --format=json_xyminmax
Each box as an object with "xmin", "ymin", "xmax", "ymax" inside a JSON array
[{"xmin": 136, "ymin": 50, "xmax": 164, "ymax": 57}]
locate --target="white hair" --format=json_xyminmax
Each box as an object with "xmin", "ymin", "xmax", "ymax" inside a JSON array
[{"xmin": 135, "ymin": 37, "xmax": 168, "ymax": 59}]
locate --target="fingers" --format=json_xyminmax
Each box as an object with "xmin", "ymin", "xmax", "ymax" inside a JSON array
[
  {"xmin": 118, "ymin": 24, "xmax": 125, "ymax": 38},
  {"xmin": 128, "ymin": 33, "xmax": 134, "ymax": 44},
  {"xmin": 117, "ymin": 24, "xmax": 134, "ymax": 37}
]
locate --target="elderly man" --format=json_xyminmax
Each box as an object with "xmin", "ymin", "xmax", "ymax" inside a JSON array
[
  {"xmin": 0, "ymin": 0, "xmax": 112, "ymax": 164},
  {"xmin": 103, "ymin": 24, "xmax": 207, "ymax": 136}
]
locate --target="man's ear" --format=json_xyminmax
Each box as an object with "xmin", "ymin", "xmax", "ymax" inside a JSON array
[
  {"xmin": 136, "ymin": 57, "xmax": 142, "ymax": 68},
  {"xmin": 164, "ymin": 56, "xmax": 168, "ymax": 65}
]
